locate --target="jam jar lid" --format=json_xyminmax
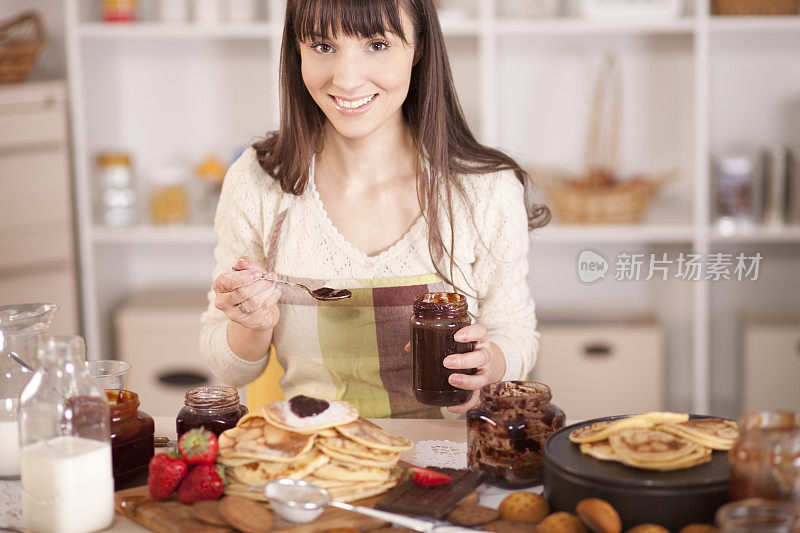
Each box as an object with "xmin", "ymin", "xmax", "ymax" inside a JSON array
[{"xmin": 184, "ymin": 385, "xmax": 241, "ymax": 411}]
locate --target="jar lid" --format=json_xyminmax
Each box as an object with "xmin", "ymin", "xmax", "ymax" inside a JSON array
[{"xmin": 97, "ymin": 153, "xmax": 131, "ymax": 167}]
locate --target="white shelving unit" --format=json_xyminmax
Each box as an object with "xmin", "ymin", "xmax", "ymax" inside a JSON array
[{"xmin": 65, "ymin": 0, "xmax": 800, "ymax": 418}]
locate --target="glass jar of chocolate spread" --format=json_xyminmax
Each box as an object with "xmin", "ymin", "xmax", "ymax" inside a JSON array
[
  {"xmin": 411, "ymin": 292, "xmax": 476, "ymax": 407},
  {"xmin": 175, "ymin": 386, "xmax": 248, "ymax": 438},
  {"xmin": 467, "ymin": 381, "xmax": 565, "ymax": 488},
  {"xmin": 730, "ymin": 411, "xmax": 800, "ymax": 502},
  {"xmin": 106, "ymin": 389, "xmax": 154, "ymax": 489}
]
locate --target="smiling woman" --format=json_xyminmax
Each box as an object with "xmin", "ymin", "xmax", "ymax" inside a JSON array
[{"xmin": 200, "ymin": 0, "xmax": 550, "ymax": 419}]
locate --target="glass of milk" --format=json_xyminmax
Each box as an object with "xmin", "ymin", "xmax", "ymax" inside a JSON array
[
  {"xmin": 20, "ymin": 335, "xmax": 114, "ymax": 533},
  {"xmin": 0, "ymin": 303, "xmax": 59, "ymax": 480}
]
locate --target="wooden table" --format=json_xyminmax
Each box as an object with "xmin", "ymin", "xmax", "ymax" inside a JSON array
[{"xmin": 2, "ymin": 417, "xmax": 533, "ymax": 533}]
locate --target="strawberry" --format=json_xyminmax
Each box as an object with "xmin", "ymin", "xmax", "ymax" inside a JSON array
[
  {"xmin": 409, "ymin": 466, "xmax": 453, "ymax": 487},
  {"xmin": 177, "ymin": 427, "xmax": 219, "ymax": 465},
  {"xmin": 177, "ymin": 463, "xmax": 226, "ymax": 504},
  {"xmin": 147, "ymin": 449, "xmax": 189, "ymax": 500}
]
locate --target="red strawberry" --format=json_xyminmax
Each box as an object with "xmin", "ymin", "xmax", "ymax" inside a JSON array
[
  {"xmin": 177, "ymin": 464, "xmax": 226, "ymax": 504},
  {"xmin": 409, "ymin": 466, "xmax": 453, "ymax": 487},
  {"xmin": 177, "ymin": 427, "xmax": 219, "ymax": 464},
  {"xmin": 147, "ymin": 449, "xmax": 189, "ymax": 500}
]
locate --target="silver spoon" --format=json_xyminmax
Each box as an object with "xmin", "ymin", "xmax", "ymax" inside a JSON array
[
  {"xmin": 261, "ymin": 479, "xmax": 483, "ymax": 532},
  {"xmin": 231, "ymin": 267, "xmax": 351, "ymax": 301},
  {"xmin": 8, "ymin": 351, "xmax": 33, "ymax": 372}
]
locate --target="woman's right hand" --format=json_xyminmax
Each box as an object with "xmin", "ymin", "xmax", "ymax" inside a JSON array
[{"xmin": 213, "ymin": 256, "xmax": 281, "ymax": 331}]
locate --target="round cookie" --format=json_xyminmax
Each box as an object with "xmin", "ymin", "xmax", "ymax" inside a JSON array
[
  {"xmin": 498, "ymin": 492, "xmax": 549, "ymax": 524},
  {"xmin": 481, "ymin": 520, "xmax": 536, "ymax": 533},
  {"xmin": 447, "ymin": 505, "xmax": 501, "ymax": 526},
  {"xmin": 219, "ymin": 495, "xmax": 274, "ymax": 533},
  {"xmin": 678, "ymin": 525, "xmax": 718, "ymax": 533},
  {"xmin": 575, "ymin": 498, "xmax": 622, "ymax": 533},
  {"xmin": 322, "ymin": 529, "xmax": 360, "ymax": 533},
  {"xmin": 191, "ymin": 500, "xmax": 229, "ymax": 527},
  {"xmin": 458, "ymin": 491, "xmax": 480, "ymax": 507},
  {"xmin": 538, "ymin": 512, "xmax": 589, "ymax": 533},
  {"xmin": 626, "ymin": 525, "xmax": 670, "ymax": 533}
]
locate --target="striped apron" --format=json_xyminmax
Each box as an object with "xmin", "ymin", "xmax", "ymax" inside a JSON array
[{"xmin": 259, "ymin": 208, "xmax": 447, "ymax": 419}]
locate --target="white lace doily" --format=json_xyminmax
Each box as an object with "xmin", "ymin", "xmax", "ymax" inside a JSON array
[
  {"xmin": 0, "ymin": 480, "xmax": 24, "ymax": 529},
  {"xmin": 412, "ymin": 439, "xmax": 468, "ymax": 469}
]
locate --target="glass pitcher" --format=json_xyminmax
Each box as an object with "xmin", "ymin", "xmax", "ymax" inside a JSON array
[
  {"xmin": 0, "ymin": 302, "xmax": 59, "ymax": 479},
  {"xmin": 20, "ymin": 335, "xmax": 114, "ymax": 533}
]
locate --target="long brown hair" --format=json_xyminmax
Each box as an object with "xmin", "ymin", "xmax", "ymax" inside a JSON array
[{"xmin": 253, "ymin": 0, "xmax": 550, "ymax": 290}]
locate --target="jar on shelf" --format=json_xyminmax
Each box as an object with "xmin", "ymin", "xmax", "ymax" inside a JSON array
[
  {"xmin": 411, "ymin": 292, "xmax": 476, "ymax": 407},
  {"xmin": 95, "ymin": 152, "xmax": 137, "ymax": 228},
  {"xmin": 103, "ymin": 0, "xmax": 137, "ymax": 22},
  {"xmin": 20, "ymin": 335, "xmax": 114, "ymax": 533},
  {"xmin": 175, "ymin": 386, "xmax": 248, "ymax": 438},
  {"xmin": 0, "ymin": 303, "xmax": 59, "ymax": 480},
  {"xmin": 467, "ymin": 381, "xmax": 565, "ymax": 488},
  {"xmin": 150, "ymin": 163, "xmax": 189, "ymax": 225},
  {"xmin": 106, "ymin": 389, "xmax": 154, "ymax": 489},
  {"xmin": 730, "ymin": 411, "xmax": 800, "ymax": 502}
]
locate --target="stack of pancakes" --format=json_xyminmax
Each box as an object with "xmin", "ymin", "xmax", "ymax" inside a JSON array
[
  {"xmin": 217, "ymin": 399, "xmax": 413, "ymax": 502},
  {"xmin": 570, "ymin": 412, "xmax": 738, "ymax": 472}
]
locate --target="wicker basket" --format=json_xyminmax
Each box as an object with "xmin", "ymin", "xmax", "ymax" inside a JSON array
[
  {"xmin": 713, "ymin": 0, "xmax": 799, "ymax": 15},
  {"xmin": 539, "ymin": 54, "xmax": 670, "ymax": 225},
  {"xmin": 0, "ymin": 11, "xmax": 46, "ymax": 84}
]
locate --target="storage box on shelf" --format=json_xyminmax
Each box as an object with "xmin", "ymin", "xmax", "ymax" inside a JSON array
[
  {"xmin": 741, "ymin": 311, "xmax": 800, "ymax": 413},
  {"xmin": 532, "ymin": 312, "xmax": 665, "ymax": 420}
]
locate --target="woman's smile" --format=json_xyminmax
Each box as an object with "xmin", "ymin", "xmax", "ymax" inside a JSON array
[{"xmin": 330, "ymin": 93, "xmax": 379, "ymax": 115}]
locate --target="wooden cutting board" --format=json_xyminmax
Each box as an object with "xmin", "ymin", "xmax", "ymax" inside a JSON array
[{"xmin": 115, "ymin": 486, "xmax": 389, "ymax": 533}]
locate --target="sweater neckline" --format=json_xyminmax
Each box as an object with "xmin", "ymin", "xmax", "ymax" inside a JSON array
[{"xmin": 306, "ymin": 153, "xmax": 426, "ymax": 267}]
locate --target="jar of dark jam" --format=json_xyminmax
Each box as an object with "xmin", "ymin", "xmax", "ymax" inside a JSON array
[
  {"xmin": 730, "ymin": 411, "xmax": 800, "ymax": 502},
  {"xmin": 175, "ymin": 385, "xmax": 248, "ymax": 438},
  {"xmin": 106, "ymin": 389, "xmax": 154, "ymax": 489},
  {"xmin": 467, "ymin": 381, "xmax": 565, "ymax": 488},
  {"xmin": 411, "ymin": 292, "xmax": 476, "ymax": 407}
]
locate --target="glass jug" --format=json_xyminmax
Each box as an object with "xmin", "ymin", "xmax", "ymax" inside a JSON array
[
  {"xmin": 0, "ymin": 303, "xmax": 59, "ymax": 479},
  {"xmin": 20, "ymin": 335, "xmax": 114, "ymax": 533}
]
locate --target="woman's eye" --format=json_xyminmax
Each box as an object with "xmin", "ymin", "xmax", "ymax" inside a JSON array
[
  {"xmin": 311, "ymin": 42, "xmax": 333, "ymax": 53},
  {"xmin": 369, "ymin": 41, "xmax": 389, "ymax": 52}
]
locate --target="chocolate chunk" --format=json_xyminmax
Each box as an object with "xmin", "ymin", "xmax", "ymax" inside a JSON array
[{"xmin": 289, "ymin": 395, "xmax": 329, "ymax": 418}]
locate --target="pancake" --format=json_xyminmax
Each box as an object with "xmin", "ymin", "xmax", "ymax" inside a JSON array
[
  {"xmin": 579, "ymin": 441, "xmax": 621, "ymax": 462},
  {"xmin": 609, "ymin": 428, "xmax": 701, "ymax": 463},
  {"xmin": 336, "ymin": 417, "xmax": 413, "ymax": 452},
  {"xmin": 229, "ymin": 449, "xmax": 329, "ymax": 485},
  {"xmin": 262, "ymin": 398, "xmax": 358, "ymax": 435},
  {"xmin": 313, "ymin": 461, "xmax": 391, "ymax": 482},
  {"xmin": 569, "ymin": 413, "xmax": 690, "ymax": 444},
  {"xmin": 615, "ymin": 445, "xmax": 712, "ymax": 472},
  {"xmin": 219, "ymin": 419, "xmax": 315, "ymax": 463},
  {"xmin": 657, "ymin": 419, "xmax": 738, "ymax": 451},
  {"xmin": 316, "ymin": 438, "xmax": 400, "ymax": 469}
]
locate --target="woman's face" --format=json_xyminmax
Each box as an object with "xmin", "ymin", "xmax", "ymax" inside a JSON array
[{"xmin": 299, "ymin": 11, "xmax": 417, "ymax": 141}]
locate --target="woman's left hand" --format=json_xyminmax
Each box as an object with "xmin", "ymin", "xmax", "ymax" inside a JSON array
[{"xmin": 443, "ymin": 323, "xmax": 506, "ymax": 414}]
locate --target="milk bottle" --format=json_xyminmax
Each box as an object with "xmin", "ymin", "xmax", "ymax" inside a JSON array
[{"xmin": 20, "ymin": 335, "xmax": 114, "ymax": 533}]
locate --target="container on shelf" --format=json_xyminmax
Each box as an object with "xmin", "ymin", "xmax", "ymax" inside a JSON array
[
  {"xmin": 103, "ymin": 0, "xmax": 137, "ymax": 22},
  {"xmin": 228, "ymin": 0, "xmax": 258, "ymax": 23},
  {"xmin": 95, "ymin": 152, "xmax": 137, "ymax": 228},
  {"xmin": 712, "ymin": 0, "xmax": 799, "ymax": 15},
  {"xmin": 762, "ymin": 144, "xmax": 789, "ymax": 228},
  {"xmin": 150, "ymin": 163, "xmax": 189, "ymax": 225},
  {"xmin": 193, "ymin": 0, "xmax": 226, "ymax": 24},
  {"xmin": 714, "ymin": 153, "xmax": 759, "ymax": 234},
  {"xmin": 158, "ymin": 0, "xmax": 189, "ymax": 23}
]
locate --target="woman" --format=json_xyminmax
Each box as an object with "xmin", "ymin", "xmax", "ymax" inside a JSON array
[{"xmin": 200, "ymin": 0, "xmax": 549, "ymax": 418}]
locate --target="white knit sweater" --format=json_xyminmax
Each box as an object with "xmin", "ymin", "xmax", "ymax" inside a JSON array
[{"xmin": 200, "ymin": 147, "xmax": 539, "ymax": 390}]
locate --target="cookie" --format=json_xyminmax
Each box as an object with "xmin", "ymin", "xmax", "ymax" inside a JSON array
[
  {"xmin": 498, "ymin": 492, "xmax": 549, "ymax": 524},
  {"xmin": 481, "ymin": 520, "xmax": 536, "ymax": 533},
  {"xmin": 191, "ymin": 500, "xmax": 229, "ymax": 527},
  {"xmin": 458, "ymin": 491, "xmax": 480, "ymax": 507},
  {"xmin": 322, "ymin": 529, "xmax": 360, "ymax": 533},
  {"xmin": 219, "ymin": 495, "xmax": 274, "ymax": 533},
  {"xmin": 447, "ymin": 505, "xmax": 501, "ymax": 526},
  {"xmin": 575, "ymin": 498, "xmax": 622, "ymax": 533},
  {"xmin": 678, "ymin": 525, "xmax": 718, "ymax": 533},
  {"xmin": 626, "ymin": 525, "xmax": 670, "ymax": 533},
  {"xmin": 538, "ymin": 512, "xmax": 589, "ymax": 533}
]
